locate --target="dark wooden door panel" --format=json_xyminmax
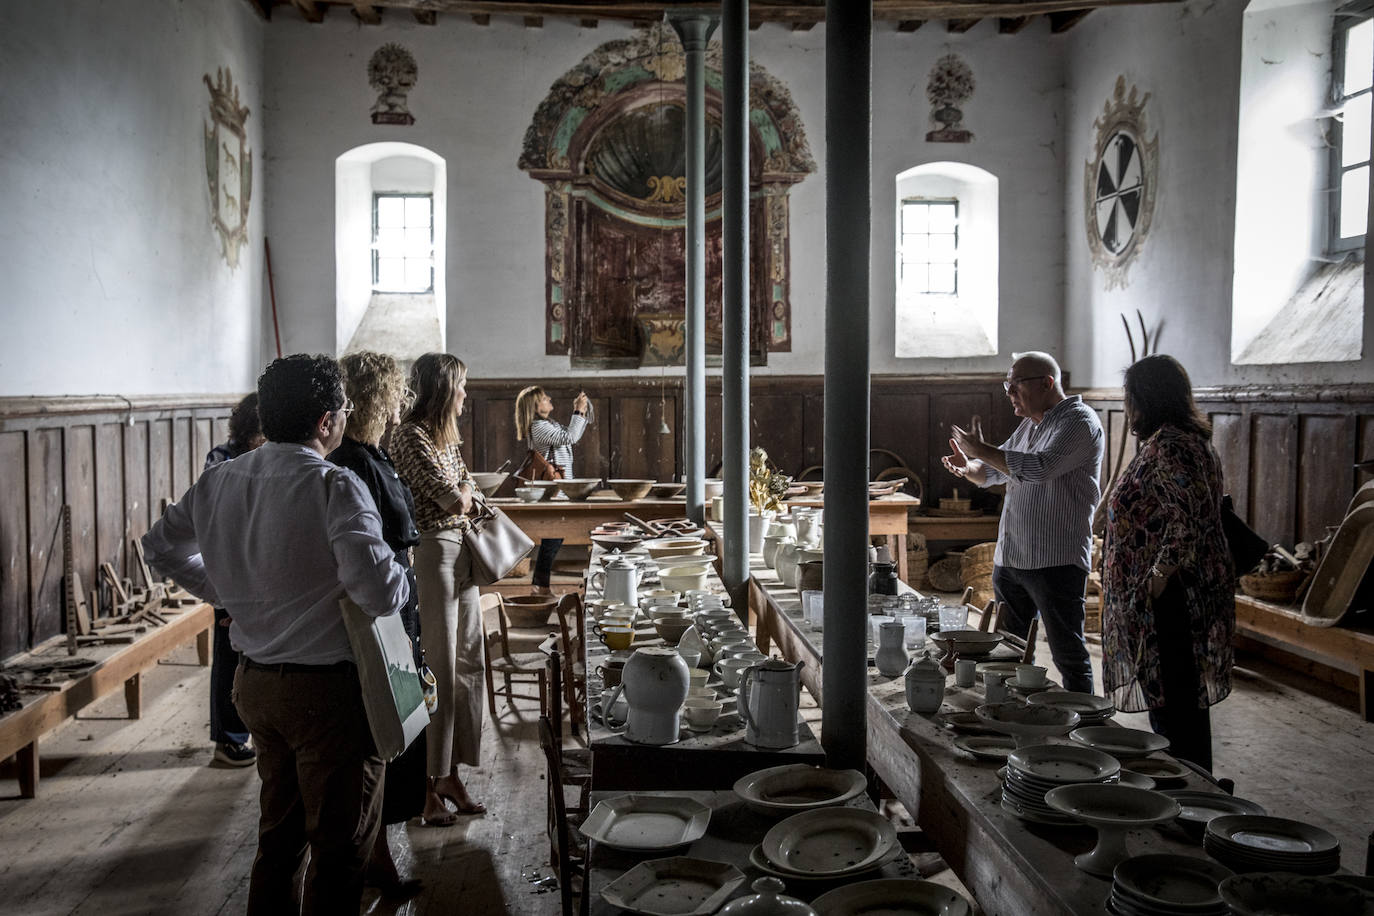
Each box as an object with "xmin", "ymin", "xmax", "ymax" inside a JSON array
[
  {"xmin": 64, "ymin": 425, "xmax": 97, "ymax": 618},
  {"xmin": 873, "ymin": 391, "xmax": 930, "ymax": 495},
  {"xmin": 171, "ymin": 416, "xmax": 193, "ymax": 502},
  {"xmin": 124, "ymin": 420, "xmax": 152, "ymax": 562},
  {"xmin": 1210, "ymin": 412, "xmax": 1249, "ymax": 520},
  {"xmin": 27, "ymin": 428, "xmax": 63, "ymax": 645},
  {"xmin": 1, "ymin": 431, "xmax": 30, "ymax": 658},
  {"xmin": 149, "ymin": 419, "xmax": 174, "ymax": 513},
  {"xmin": 1297, "ymin": 415, "xmax": 1353, "ymax": 543},
  {"xmin": 1248, "ymin": 413, "xmax": 1297, "ymax": 547},
  {"xmin": 613, "ymin": 396, "xmax": 676, "ymax": 481},
  {"xmin": 95, "ymin": 423, "xmax": 126, "ymax": 598}
]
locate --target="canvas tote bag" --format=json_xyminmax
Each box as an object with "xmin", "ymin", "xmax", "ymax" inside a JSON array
[
  {"xmin": 339, "ymin": 596, "xmax": 430, "ymax": 761},
  {"xmin": 465, "ymin": 495, "xmax": 535, "ymax": 586}
]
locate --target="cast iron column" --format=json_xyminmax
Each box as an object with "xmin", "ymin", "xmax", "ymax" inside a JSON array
[
  {"xmin": 721, "ymin": 0, "xmax": 749, "ymax": 610},
  {"xmin": 823, "ymin": 0, "xmax": 872, "ymax": 772},
  {"xmin": 669, "ymin": 12, "xmax": 717, "ymax": 526}
]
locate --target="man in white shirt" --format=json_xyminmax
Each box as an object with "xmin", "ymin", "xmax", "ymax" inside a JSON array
[
  {"xmin": 143, "ymin": 354, "xmax": 409, "ymax": 915},
  {"xmin": 942, "ymin": 351, "xmax": 1104, "ymax": 693}
]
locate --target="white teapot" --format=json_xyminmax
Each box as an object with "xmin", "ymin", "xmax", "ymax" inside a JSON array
[{"xmin": 591, "ymin": 554, "xmax": 640, "ymax": 607}]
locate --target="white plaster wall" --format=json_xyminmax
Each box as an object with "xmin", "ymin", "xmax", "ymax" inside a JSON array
[
  {"xmin": 0, "ymin": 0, "xmax": 265, "ymax": 396},
  {"xmin": 1064, "ymin": 0, "xmax": 1374, "ymax": 387},
  {"xmin": 264, "ymin": 17, "xmax": 1063, "ymax": 380}
]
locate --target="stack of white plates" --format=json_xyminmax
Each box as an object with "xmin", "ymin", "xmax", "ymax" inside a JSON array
[
  {"xmin": 1000, "ymin": 744, "xmax": 1120, "ymax": 825},
  {"xmin": 1107, "ymin": 854, "xmax": 1232, "ymax": 916},
  {"xmin": 1203, "ymin": 815, "xmax": 1341, "ymax": 875},
  {"xmin": 1027, "ymin": 690, "xmax": 1116, "ymax": 724},
  {"xmin": 750, "ymin": 807, "xmax": 900, "ymax": 881}
]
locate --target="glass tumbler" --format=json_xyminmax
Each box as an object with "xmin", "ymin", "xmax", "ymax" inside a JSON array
[
  {"xmin": 938, "ymin": 604, "xmax": 968, "ymax": 632},
  {"xmin": 901, "ymin": 615, "xmax": 926, "ymax": 650}
]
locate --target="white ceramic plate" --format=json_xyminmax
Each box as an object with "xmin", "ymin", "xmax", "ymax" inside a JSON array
[
  {"xmin": 1069, "ymin": 726, "xmax": 1170, "ymax": 758},
  {"xmin": 1043, "ymin": 784, "xmax": 1180, "ymax": 827},
  {"xmin": 1163, "ymin": 791, "xmax": 1266, "ymax": 828},
  {"xmin": 599, "ymin": 856, "xmax": 747, "ymax": 916},
  {"xmin": 810, "ymin": 878, "xmax": 973, "ymax": 915},
  {"xmin": 976, "ymin": 702, "xmax": 1081, "ymax": 739},
  {"xmin": 579, "ymin": 794, "xmax": 712, "ymax": 852},
  {"xmin": 761, "ymin": 807, "xmax": 899, "ymax": 877},
  {"xmin": 975, "ymin": 661, "xmax": 1023, "ymax": 681},
  {"xmin": 733, "ymin": 765, "xmax": 867, "ymax": 817},
  {"xmin": 953, "ymin": 735, "xmax": 1017, "ymax": 761},
  {"xmin": 748, "ymin": 844, "xmax": 897, "ymax": 882},
  {"xmin": 1206, "ymin": 815, "xmax": 1340, "ymax": 855},
  {"xmin": 1026, "ymin": 691, "xmax": 1116, "ymax": 715},
  {"xmin": 1005, "ymin": 676, "xmax": 1060, "ymax": 692},
  {"xmin": 1120, "ymin": 758, "xmax": 1191, "ymax": 785},
  {"xmin": 998, "ymin": 794, "xmax": 1079, "ymax": 826},
  {"xmin": 1007, "ymin": 743, "xmax": 1121, "ymax": 784},
  {"xmin": 1113, "ymin": 853, "xmax": 1233, "ymax": 909}
]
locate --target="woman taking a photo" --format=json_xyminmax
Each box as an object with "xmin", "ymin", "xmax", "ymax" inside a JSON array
[
  {"xmin": 328, "ymin": 352, "xmax": 425, "ymax": 895},
  {"xmin": 1102, "ymin": 354, "xmax": 1235, "ymax": 771},
  {"xmin": 391, "ymin": 353, "xmax": 487, "ymax": 824},
  {"xmin": 514, "ymin": 385, "xmax": 590, "ymax": 594}
]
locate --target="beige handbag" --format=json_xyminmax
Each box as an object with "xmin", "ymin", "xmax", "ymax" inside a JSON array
[{"xmin": 465, "ymin": 496, "xmax": 535, "ymax": 586}]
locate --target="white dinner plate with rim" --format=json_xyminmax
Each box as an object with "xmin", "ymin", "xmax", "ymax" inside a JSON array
[
  {"xmin": 1162, "ymin": 791, "xmax": 1266, "ymax": 828},
  {"xmin": 761, "ymin": 807, "xmax": 899, "ymax": 877},
  {"xmin": 599, "ymin": 856, "xmax": 747, "ymax": 916},
  {"xmin": 1027, "ymin": 691, "xmax": 1116, "ymax": 715},
  {"xmin": 1007, "ymin": 743, "xmax": 1121, "ymax": 783},
  {"xmin": 747, "ymin": 843, "xmax": 899, "ymax": 882},
  {"xmin": 1004, "ymin": 676, "xmax": 1059, "ymax": 692},
  {"xmin": 1205, "ymin": 815, "xmax": 1340, "ymax": 855},
  {"xmin": 974, "ymin": 661, "xmax": 1023, "ymax": 681},
  {"xmin": 953, "ymin": 735, "xmax": 1018, "ymax": 761},
  {"xmin": 733, "ymin": 764, "xmax": 867, "ymax": 817},
  {"xmin": 999, "ymin": 794, "xmax": 1080, "ymax": 826},
  {"xmin": 1120, "ymin": 758, "xmax": 1192, "ymax": 784},
  {"xmin": 1108, "ymin": 890, "xmax": 1226, "ymax": 916},
  {"xmin": 1113, "ymin": 853, "xmax": 1233, "ymax": 909},
  {"xmin": 1069, "ymin": 726, "xmax": 1170, "ymax": 758},
  {"xmin": 810, "ymin": 878, "xmax": 973, "ymax": 915},
  {"xmin": 579, "ymin": 794, "xmax": 712, "ymax": 852},
  {"xmin": 1203, "ymin": 836, "xmax": 1340, "ymax": 874}
]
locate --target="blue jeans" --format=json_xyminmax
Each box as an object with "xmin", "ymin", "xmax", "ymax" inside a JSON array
[
  {"xmin": 992, "ymin": 564, "xmax": 1094, "ymax": 694},
  {"xmin": 210, "ymin": 606, "xmax": 250, "ymax": 745},
  {"xmin": 532, "ymin": 538, "xmax": 563, "ymax": 587}
]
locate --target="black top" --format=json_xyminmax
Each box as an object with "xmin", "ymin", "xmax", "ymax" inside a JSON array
[{"xmin": 328, "ymin": 436, "xmax": 421, "ymax": 559}]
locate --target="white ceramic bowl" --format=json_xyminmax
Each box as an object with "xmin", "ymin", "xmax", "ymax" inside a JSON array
[
  {"xmin": 470, "ymin": 471, "xmax": 509, "ymax": 496},
  {"xmin": 557, "ymin": 478, "xmax": 602, "ymax": 501},
  {"xmin": 514, "ymin": 486, "xmax": 543, "ymax": 503},
  {"xmin": 644, "ymin": 537, "xmax": 710, "ymax": 559},
  {"xmin": 661, "ymin": 566, "xmax": 710, "ymax": 593}
]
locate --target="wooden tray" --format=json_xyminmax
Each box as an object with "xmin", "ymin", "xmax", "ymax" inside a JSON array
[{"xmin": 1301, "ymin": 503, "xmax": 1374, "ymax": 627}]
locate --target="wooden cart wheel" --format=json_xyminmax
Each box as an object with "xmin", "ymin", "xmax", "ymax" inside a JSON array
[
  {"xmin": 875, "ymin": 466, "xmax": 923, "ymax": 502},
  {"xmin": 796, "ymin": 464, "xmax": 823, "ymax": 482}
]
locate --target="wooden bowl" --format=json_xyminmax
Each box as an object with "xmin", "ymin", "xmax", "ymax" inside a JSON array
[
  {"xmin": 650, "ymin": 481, "xmax": 687, "ymax": 498},
  {"xmin": 503, "ymin": 594, "xmax": 558, "ymax": 628},
  {"xmin": 590, "ymin": 533, "xmax": 644, "ymax": 553},
  {"xmin": 608, "ymin": 479, "xmax": 655, "ymax": 501},
  {"xmin": 557, "ymin": 478, "xmax": 602, "ymax": 501}
]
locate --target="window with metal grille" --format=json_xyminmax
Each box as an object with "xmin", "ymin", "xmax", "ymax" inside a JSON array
[
  {"xmin": 1329, "ymin": 9, "xmax": 1372, "ymax": 252},
  {"xmin": 899, "ymin": 199, "xmax": 959, "ymax": 296},
  {"xmin": 372, "ymin": 193, "xmax": 434, "ymax": 292}
]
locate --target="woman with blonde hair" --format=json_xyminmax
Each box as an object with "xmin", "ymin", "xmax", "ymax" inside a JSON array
[
  {"xmin": 515, "ymin": 384, "xmax": 590, "ymax": 593},
  {"xmin": 328, "ymin": 351, "xmax": 425, "ymax": 894},
  {"xmin": 390, "ymin": 353, "xmax": 486, "ymax": 824}
]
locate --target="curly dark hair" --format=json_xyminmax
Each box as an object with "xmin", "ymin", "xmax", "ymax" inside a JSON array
[
  {"xmin": 257, "ymin": 354, "xmax": 345, "ymax": 443},
  {"xmin": 1123, "ymin": 354, "xmax": 1211, "ymax": 441},
  {"xmin": 227, "ymin": 393, "xmax": 261, "ymax": 448}
]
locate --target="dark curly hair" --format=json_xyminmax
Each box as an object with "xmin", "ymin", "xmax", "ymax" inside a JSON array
[
  {"xmin": 257, "ymin": 354, "xmax": 345, "ymax": 443},
  {"xmin": 227, "ymin": 393, "xmax": 261, "ymax": 448}
]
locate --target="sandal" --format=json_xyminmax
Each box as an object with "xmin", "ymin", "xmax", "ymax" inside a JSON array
[
  {"xmin": 437, "ymin": 790, "xmax": 487, "ymax": 816},
  {"xmin": 421, "ymin": 806, "xmax": 458, "ymax": 827}
]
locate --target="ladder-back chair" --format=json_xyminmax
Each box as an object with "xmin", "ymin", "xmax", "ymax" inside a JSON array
[
  {"xmin": 552, "ymin": 593, "xmax": 588, "ymax": 738},
  {"xmin": 538, "ymin": 714, "xmax": 591, "ymax": 916},
  {"xmin": 480, "ymin": 592, "xmax": 547, "ymax": 718}
]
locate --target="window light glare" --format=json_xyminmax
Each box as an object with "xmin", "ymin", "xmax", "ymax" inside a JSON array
[
  {"xmin": 1344, "ymin": 18, "xmax": 1373, "ymax": 95},
  {"xmin": 1339, "ymin": 165, "xmax": 1369, "ymax": 238}
]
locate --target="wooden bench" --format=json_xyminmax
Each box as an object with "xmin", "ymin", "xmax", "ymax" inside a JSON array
[
  {"xmin": 1234, "ymin": 594, "xmax": 1374, "ymax": 721},
  {"xmin": 0, "ymin": 602, "xmax": 213, "ymax": 797}
]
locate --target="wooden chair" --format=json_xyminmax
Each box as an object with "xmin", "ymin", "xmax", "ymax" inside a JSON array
[
  {"xmin": 987, "ymin": 600, "xmax": 1040, "ymax": 664},
  {"xmin": 538, "ymin": 714, "xmax": 591, "ymax": 916},
  {"xmin": 552, "ymin": 593, "xmax": 588, "ymax": 738},
  {"xmin": 480, "ymin": 592, "xmax": 548, "ymax": 718},
  {"xmin": 544, "ymin": 649, "xmax": 592, "ymax": 794}
]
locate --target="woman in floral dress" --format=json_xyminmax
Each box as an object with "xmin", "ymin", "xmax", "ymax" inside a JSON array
[{"xmin": 1103, "ymin": 355, "xmax": 1234, "ymax": 771}]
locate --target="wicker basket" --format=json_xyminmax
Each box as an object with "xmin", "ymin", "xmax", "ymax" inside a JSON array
[
  {"xmin": 1239, "ymin": 569, "xmax": 1307, "ymax": 604},
  {"xmin": 960, "ymin": 542, "xmax": 997, "ymax": 585},
  {"xmin": 928, "ymin": 556, "xmax": 965, "ymax": 592}
]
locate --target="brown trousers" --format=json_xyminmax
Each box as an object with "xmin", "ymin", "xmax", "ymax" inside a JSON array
[{"xmin": 234, "ymin": 661, "xmax": 384, "ymax": 915}]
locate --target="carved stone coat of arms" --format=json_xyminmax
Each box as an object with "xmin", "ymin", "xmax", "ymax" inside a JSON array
[{"xmin": 203, "ymin": 68, "xmax": 252, "ymax": 268}]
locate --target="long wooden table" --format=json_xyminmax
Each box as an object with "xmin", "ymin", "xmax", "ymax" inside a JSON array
[
  {"xmin": 747, "ymin": 570, "xmax": 1266, "ymax": 916},
  {"xmin": 585, "ymin": 788, "xmax": 925, "ymax": 914},
  {"xmin": 785, "ymin": 493, "xmax": 922, "ymax": 581},
  {"xmin": 0, "ymin": 602, "xmax": 213, "ymax": 797},
  {"xmin": 490, "ymin": 494, "xmax": 689, "ymax": 545},
  {"xmin": 582, "ymin": 547, "xmax": 824, "ymax": 790}
]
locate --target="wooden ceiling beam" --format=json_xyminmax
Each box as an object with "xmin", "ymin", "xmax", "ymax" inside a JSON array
[
  {"xmin": 580, "ymin": 18, "xmax": 599, "ymax": 27},
  {"xmin": 352, "ymin": 2, "xmax": 383, "ymax": 23},
  {"xmin": 471, "ymin": 12, "xmax": 489, "ymax": 24},
  {"xmin": 896, "ymin": 19, "xmax": 923, "ymax": 30},
  {"xmin": 791, "ymin": 21, "xmax": 816, "ymax": 30},
  {"xmin": 997, "ymin": 15, "xmax": 1033, "ymax": 31},
  {"xmin": 290, "ymin": 0, "xmax": 324, "ymax": 22},
  {"xmin": 413, "ymin": 9, "xmax": 436, "ymax": 23},
  {"xmin": 947, "ymin": 17, "xmax": 980, "ymax": 31},
  {"xmin": 524, "ymin": 14, "xmax": 544, "ymax": 26},
  {"xmin": 1049, "ymin": 8, "xmax": 1092, "ymax": 30}
]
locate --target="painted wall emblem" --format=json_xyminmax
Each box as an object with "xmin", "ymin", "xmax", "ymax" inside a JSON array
[
  {"xmin": 926, "ymin": 54, "xmax": 975, "ymax": 143},
  {"xmin": 203, "ymin": 67, "xmax": 252, "ymax": 269},
  {"xmin": 369, "ymin": 43, "xmax": 417, "ymax": 125},
  {"xmin": 1084, "ymin": 77, "xmax": 1158, "ymax": 289}
]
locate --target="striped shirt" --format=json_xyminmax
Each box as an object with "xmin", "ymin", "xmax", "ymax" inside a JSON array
[
  {"xmin": 527, "ymin": 414, "xmax": 588, "ymax": 479},
  {"xmin": 390, "ymin": 422, "xmax": 474, "ymax": 535},
  {"xmin": 980, "ymin": 395, "xmax": 1104, "ymax": 571}
]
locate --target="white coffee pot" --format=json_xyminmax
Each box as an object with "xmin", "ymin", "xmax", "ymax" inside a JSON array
[
  {"xmin": 738, "ymin": 657, "xmax": 804, "ymax": 749},
  {"xmin": 591, "ymin": 554, "xmax": 641, "ymax": 607}
]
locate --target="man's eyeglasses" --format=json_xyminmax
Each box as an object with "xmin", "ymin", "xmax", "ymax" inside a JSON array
[{"xmin": 1003, "ymin": 375, "xmax": 1048, "ymax": 393}]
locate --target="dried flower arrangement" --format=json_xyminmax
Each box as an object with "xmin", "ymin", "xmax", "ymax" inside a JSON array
[{"xmin": 749, "ymin": 447, "xmax": 791, "ymax": 513}]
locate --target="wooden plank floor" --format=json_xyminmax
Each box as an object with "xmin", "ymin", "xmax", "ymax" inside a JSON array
[{"xmin": 1, "ymin": 615, "xmax": 1371, "ymax": 915}]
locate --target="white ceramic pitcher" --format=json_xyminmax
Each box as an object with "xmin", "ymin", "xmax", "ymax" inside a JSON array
[
  {"xmin": 591, "ymin": 554, "xmax": 640, "ymax": 607},
  {"xmin": 604, "ymin": 647, "xmax": 689, "ymax": 745},
  {"xmin": 738, "ymin": 657, "xmax": 804, "ymax": 749}
]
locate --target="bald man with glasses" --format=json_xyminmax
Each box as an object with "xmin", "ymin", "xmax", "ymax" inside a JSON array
[{"xmin": 942, "ymin": 351, "xmax": 1105, "ymax": 694}]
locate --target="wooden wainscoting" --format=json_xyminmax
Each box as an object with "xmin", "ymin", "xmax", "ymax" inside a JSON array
[
  {"xmin": 1082, "ymin": 385, "xmax": 1374, "ymax": 550},
  {"xmin": 0, "ymin": 397, "xmax": 236, "ymax": 660}
]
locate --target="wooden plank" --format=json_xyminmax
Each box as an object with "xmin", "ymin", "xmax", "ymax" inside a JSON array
[
  {"xmin": 1234, "ymin": 595, "xmax": 1374, "ymax": 675},
  {"xmin": 873, "ymin": 390, "xmax": 929, "ymax": 496},
  {"xmin": 193, "ymin": 418, "xmax": 214, "ymax": 481},
  {"xmin": 947, "ymin": 17, "xmax": 980, "ymax": 30},
  {"xmin": 1049, "ymin": 8, "xmax": 1092, "ymax": 30},
  {"xmin": 171, "ymin": 416, "xmax": 193, "ymax": 503},
  {"xmin": 1211, "ymin": 411, "xmax": 1249, "ymax": 521},
  {"xmin": 289, "ymin": 0, "xmax": 324, "ymax": 22},
  {"xmin": 897, "ymin": 18, "xmax": 924, "ymax": 29},
  {"xmin": 352, "ymin": 1, "xmax": 382, "ymax": 23},
  {"xmin": 1298, "ymin": 414, "xmax": 1354, "ymax": 542},
  {"xmin": 94, "ymin": 423, "xmax": 125, "ymax": 617},
  {"xmin": 123, "ymin": 419, "xmax": 151, "ymax": 574},
  {"xmin": 64, "ymin": 425, "xmax": 97, "ymax": 618},
  {"xmin": 749, "ymin": 392, "xmax": 806, "ymax": 483},
  {"xmin": 611, "ymin": 395, "xmax": 674, "ymax": 482},
  {"xmin": 1250, "ymin": 413, "xmax": 1297, "ymax": 548},
  {"xmin": 148, "ymin": 419, "xmax": 173, "ymax": 515},
  {"xmin": 0, "ymin": 431, "xmax": 31, "ymax": 658},
  {"xmin": 998, "ymin": 15, "xmax": 1033, "ymax": 31},
  {"xmin": 927, "ymin": 393, "xmax": 994, "ymax": 508},
  {"xmin": 27, "ymin": 428, "xmax": 64, "ymax": 646}
]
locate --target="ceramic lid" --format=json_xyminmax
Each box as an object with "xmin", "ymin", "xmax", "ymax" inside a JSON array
[
  {"xmin": 906, "ymin": 650, "xmax": 946, "ymax": 682},
  {"xmin": 604, "ymin": 554, "xmax": 637, "ymax": 569},
  {"xmin": 717, "ymin": 877, "xmax": 817, "ymax": 916}
]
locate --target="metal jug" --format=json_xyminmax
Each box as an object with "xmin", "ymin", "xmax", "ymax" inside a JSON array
[
  {"xmin": 738, "ymin": 658, "xmax": 805, "ymax": 749},
  {"xmin": 591, "ymin": 554, "xmax": 640, "ymax": 607}
]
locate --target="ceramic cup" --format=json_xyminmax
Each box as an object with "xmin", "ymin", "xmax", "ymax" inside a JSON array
[
  {"xmin": 686, "ymin": 686, "xmax": 717, "ymax": 701},
  {"xmin": 676, "ymin": 646, "xmax": 702, "ymax": 669},
  {"xmin": 599, "ymin": 687, "xmax": 629, "ymax": 725},
  {"xmin": 1017, "ymin": 664, "xmax": 1048, "ymax": 687},
  {"xmin": 687, "ymin": 668, "xmax": 710, "ymax": 688},
  {"xmin": 596, "ymin": 657, "xmax": 627, "ymax": 687},
  {"xmin": 954, "ymin": 658, "xmax": 977, "ymax": 688},
  {"xmin": 599, "ymin": 625, "xmax": 635, "ymax": 651},
  {"xmin": 682, "ymin": 698, "xmax": 723, "ymax": 731},
  {"xmin": 714, "ymin": 657, "xmax": 755, "ymax": 690}
]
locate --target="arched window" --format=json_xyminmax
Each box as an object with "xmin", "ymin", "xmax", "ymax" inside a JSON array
[
  {"xmin": 335, "ymin": 142, "xmax": 446, "ymax": 359},
  {"xmin": 893, "ymin": 162, "xmax": 999, "ymax": 358}
]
